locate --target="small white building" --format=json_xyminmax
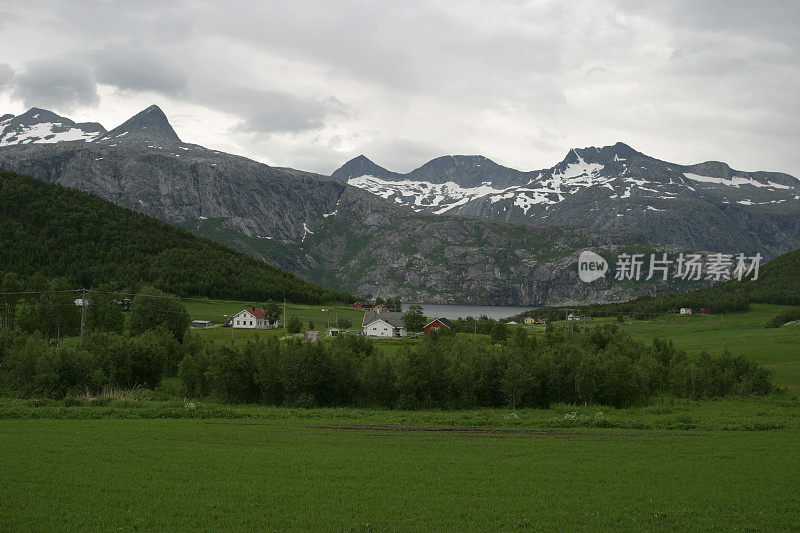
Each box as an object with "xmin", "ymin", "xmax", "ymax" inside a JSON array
[
  {"xmin": 191, "ymin": 320, "xmax": 213, "ymax": 328},
  {"xmin": 230, "ymin": 308, "xmax": 274, "ymax": 329},
  {"xmin": 679, "ymin": 308, "xmax": 693, "ymax": 315},
  {"xmin": 362, "ymin": 311, "xmax": 407, "ymax": 338}
]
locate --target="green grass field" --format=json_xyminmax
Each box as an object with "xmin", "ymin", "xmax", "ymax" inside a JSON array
[{"xmin": 1, "ymin": 399, "xmax": 799, "ymax": 530}]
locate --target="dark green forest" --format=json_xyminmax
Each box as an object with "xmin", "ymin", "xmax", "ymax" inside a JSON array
[{"xmin": 0, "ymin": 170, "xmax": 352, "ymax": 304}]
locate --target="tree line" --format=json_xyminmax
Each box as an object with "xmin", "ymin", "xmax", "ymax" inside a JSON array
[
  {"xmin": 1, "ymin": 314, "xmax": 773, "ymax": 409},
  {"xmin": 177, "ymin": 327, "xmax": 773, "ymax": 409}
]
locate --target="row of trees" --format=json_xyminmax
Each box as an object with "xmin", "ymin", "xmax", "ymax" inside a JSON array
[
  {"xmin": 178, "ymin": 326, "xmax": 774, "ymax": 409},
  {"xmin": 0, "ymin": 329, "xmax": 179, "ymax": 396},
  {"xmin": 374, "ymin": 297, "xmax": 402, "ymax": 312},
  {"xmin": 0, "ymin": 278, "xmax": 191, "ymax": 345},
  {"xmin": 0, "ymin": 323, "xmax": 774, "ymax": 407}
]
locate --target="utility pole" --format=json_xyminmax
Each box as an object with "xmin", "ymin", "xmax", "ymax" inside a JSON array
[
  {"xmin": 79, "ymin": 289, "xmax": 87, "ymax": 345},
  {"xmin": 283, "ymin": 299, "xmax": 286, "ymax": 330},
  {"xmin": 564, "ymin": 309, "xmax": 569, "ymax": 336}
]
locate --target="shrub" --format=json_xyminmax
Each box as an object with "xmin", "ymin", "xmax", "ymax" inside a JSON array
[
  {"xmin": 287, "ymin": 315, "xmax": 303, "ymax": 334},
  {"xmin": 766, "ymin": 307, "xmax": 800, "ymax": 328},
  {"xmin": 129, "ymin": 286, "xmax": 190, "ymax": 342}
]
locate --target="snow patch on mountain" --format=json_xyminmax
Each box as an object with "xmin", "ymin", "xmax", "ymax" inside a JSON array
[
  {"xmin": 348, "ymin": 175, "xmax": 511, "ymax": 213},
  {"xmin": 0, "ymin": 121, "xmax": 101, "ymax": 146},
  {"xmin": 683, "ymin": 172, "xmax": 790, "ymax": 190}
]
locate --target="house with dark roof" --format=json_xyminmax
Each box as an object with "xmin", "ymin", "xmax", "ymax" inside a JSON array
[
  {"xmin": 362, "ymin": 310, "xmax": 407, "ymax": 338},
  {"xmin": 423, "ymin": 318, "xmax": 456, "ymax": 336},
  {"xmin": 230, "ymin": 308, "xmax": 274, "ymax": 329}
]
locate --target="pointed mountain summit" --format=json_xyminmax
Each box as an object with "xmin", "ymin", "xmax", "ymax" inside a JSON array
[
  {"xmin": 331, "ymin": 154, "xmax": 400, "ymax": 181},
  {"xmin": 0, "ymin": 107, "xmax": 106, "ymax": 147},
  {"xmin": 96, "ymin": 105, "xmax": 181, "ymax": 147}
]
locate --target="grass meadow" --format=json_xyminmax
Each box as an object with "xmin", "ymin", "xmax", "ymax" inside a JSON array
[
  {"xmin": 1, "ymin": 401, "xmax": 799, "ymax": 530},
  {"xmin": 183, "ymin": 299, "xmax": 365, "ymax": 329}
]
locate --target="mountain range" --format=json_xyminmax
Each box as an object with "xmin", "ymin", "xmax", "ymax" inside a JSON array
[
  {"xmin": 333, "ymin": 146, "xmax": 800, "ymax": 257},
  {"xmin": 1, "ymin": 104, "xmax": 798, "ymax": 305}
]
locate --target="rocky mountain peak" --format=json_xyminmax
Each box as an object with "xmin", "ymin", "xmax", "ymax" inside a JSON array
[
  {"xmin": 0, "ymin": 107, "xmax": 106, "ymax": 147},
  {"xmin": 331, "ymin": 154, "xmax": 399, "ymax": 181},
  {"xmin": 95, "ymin": 104, "xmax": 181, "ymax": 147}
]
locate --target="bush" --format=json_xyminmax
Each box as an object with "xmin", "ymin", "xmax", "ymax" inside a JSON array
[
  {"xmin": 129, "ymin": 286, "xmax": 190, "ymax": 342},
  {"xmin": 766, "ymin": 308, "xmax": 800, "ymax": 328},
  {"xmin": 287, "ymin": 315, "xmax": 303, "ymax": 334}
]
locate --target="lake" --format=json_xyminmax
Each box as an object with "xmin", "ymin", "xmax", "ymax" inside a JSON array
[{"xmin": 401, "ymin": 303, "xmax": 534, "ymax": 320}]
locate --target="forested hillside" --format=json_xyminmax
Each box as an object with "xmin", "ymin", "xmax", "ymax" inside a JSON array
[
  {"xmin": 711, "ymin": 248, "xmax": 800, "ymax": 306},
  {"xmin": 0, "ymin": 170, "xmax": 352, "ymax": 303}
]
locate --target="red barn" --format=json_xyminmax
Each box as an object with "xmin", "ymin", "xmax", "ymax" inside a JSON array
[
  {"xmin": 352, "ymin": 302, "xmax": 373, "ymax": 310},
  {"xmin": 699, "ymin": 308, "xmax": 711, "ymax": 315},
  {"xmin": 423, "ymin": 318, "xmax": 456, "ymax": 336}
]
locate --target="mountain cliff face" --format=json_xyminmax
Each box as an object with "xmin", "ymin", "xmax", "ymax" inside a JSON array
[
  {"xmin": 0, "ymin": 105, "xmax": 790, "ymax": 305},
  {"xmin": 334, "ymin": 143, "xmax": 800, "ymax": 258}
]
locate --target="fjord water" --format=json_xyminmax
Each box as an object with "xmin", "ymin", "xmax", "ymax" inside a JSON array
[{"xmin": 402, "ymin": 303, "xmax": 533, "ymax": 320}]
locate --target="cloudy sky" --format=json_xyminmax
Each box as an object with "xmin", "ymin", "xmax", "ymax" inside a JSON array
[{"xmin": 1, "ymin": 0, "xmax": 798, "ymax": 176}]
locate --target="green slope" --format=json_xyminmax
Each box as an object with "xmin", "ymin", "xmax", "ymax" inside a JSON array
[
  {"xmin": 706, "ymin": 248, "xmax": 800, "ymax": 306},
  {"xmin": 0, "ymin": 169, "xmax": 352, "ymax": 304}
]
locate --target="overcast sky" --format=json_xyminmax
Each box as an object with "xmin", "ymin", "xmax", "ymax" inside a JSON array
[{"xmin": 1, "ymin": 0, "xmax": 798, "ymax": 176}]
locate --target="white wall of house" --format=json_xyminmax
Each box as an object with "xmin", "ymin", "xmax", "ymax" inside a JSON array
[
  {"xmin": 363, "ymin": 319, "xmax": 406, "ymax": 338},
  {"xmin": 231, "ymin": 310, "xmax": 271, "ymax": 329}
]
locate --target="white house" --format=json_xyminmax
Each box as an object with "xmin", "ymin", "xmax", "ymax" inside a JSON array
[
  {"xmin": 230, "ymin": 308, "xmax": 274, "ymax": 329},
  {"xmin": 362, "ymin": 310, "xmax": 407, "ymax": 338},
  {"xmin": 679, "ymin": 308, "xmax": 693, "ymax": 315}
]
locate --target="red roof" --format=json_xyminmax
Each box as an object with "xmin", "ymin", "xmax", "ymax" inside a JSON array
[{"xmin": 245, "ymin": 308, "xmax": 266, "ymax": 318}]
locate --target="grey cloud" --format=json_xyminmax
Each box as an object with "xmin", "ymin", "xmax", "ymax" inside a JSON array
[
  {"xmin": 215, "ymin": 88, "xmax": 350, "ymax": 135},
  {"xmin": 11, "ymin": 57, "xmax": 98, "ymax": 109},
  {"xmin": 0, "ymin": 63, "xmax": 14, "ymax": 86},
  {"xmin": 89, "ymin": 43, "xmax": 188, "ymax": 95}
]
